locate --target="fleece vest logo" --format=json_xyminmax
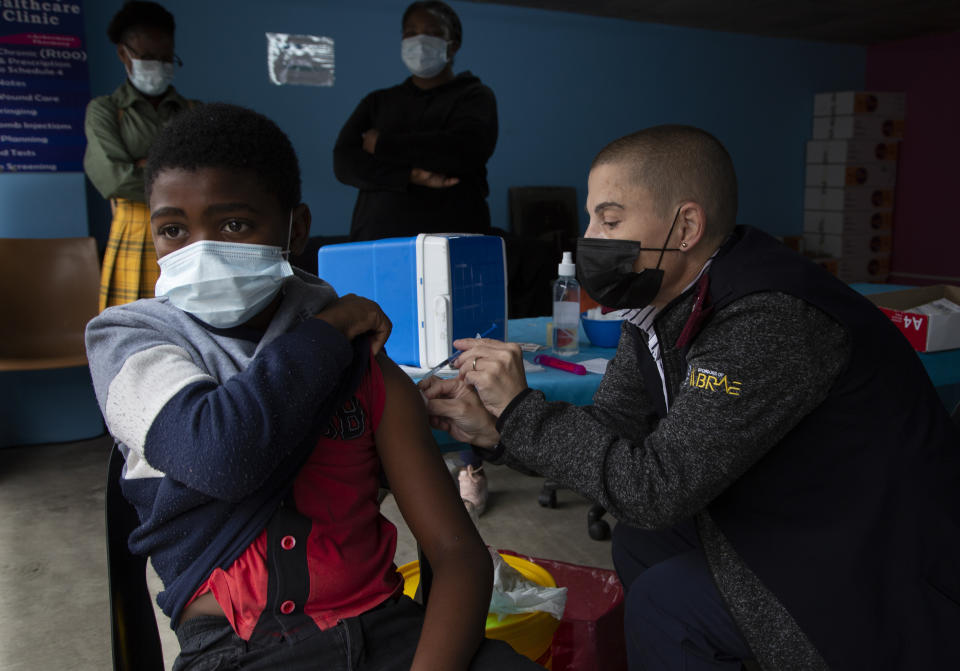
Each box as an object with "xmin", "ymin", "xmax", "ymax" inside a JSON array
[{"xmin": 688, "ymin": 366, "xmax": 742, "ymax": 397}]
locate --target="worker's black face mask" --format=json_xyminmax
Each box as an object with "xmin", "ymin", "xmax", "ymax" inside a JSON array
[{"xmin": 576, "ymin": 207, "xmax": 682, "ymax": 310}]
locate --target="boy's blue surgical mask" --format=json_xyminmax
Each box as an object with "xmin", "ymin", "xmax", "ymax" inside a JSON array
[
  {"xmin": 155, "ymin": 216, "xmax": 295, "ymax": 328},
  {"xmin": 401, "ymin": 34, "xmax": 448, "ymax": 78}
]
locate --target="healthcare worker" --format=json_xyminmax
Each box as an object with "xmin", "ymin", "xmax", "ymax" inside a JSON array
[{"xmin": 422, "ymin": 124, "xmax": 960, "ymax": 670}]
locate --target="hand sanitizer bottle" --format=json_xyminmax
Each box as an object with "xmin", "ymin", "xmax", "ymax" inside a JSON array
[{"xmin": 552, "ymin": 251, "xmax": 580, "ymax": 356}]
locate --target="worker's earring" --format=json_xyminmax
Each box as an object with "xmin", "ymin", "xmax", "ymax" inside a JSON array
[{"xmin": 680, "ymin": 241, "xmax": 688, "ymax": 249}]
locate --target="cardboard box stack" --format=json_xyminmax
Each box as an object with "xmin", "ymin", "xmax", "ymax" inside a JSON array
[
  {"xmin": 803, "ymin": 91, "xmax": 905, "ymax": 282},
  {"xmin": 866, "ymin": 285, "xmax": 960, "ymax": 352}
]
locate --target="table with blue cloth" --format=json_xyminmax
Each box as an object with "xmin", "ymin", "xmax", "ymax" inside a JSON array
[{"xmin": 503, "ymin": 317, "xmax": 611, "ymax": 406}]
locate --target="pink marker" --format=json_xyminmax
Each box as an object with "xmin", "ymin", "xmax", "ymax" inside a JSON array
[{"xmin": 534, "ymin": 354, "xmax": 587, "ymax": 375}]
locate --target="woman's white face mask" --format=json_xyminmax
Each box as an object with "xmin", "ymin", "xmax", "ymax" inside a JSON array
[
  {"xmin": 401, "ymin": 34, "xmax": 448, "ymax": 78},
  {"xmin": 126, "ymin": 56, "xmax": 174, "ymax": 96}
]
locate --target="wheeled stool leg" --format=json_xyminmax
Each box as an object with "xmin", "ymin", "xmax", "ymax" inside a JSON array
[
  {"xmin": 538, "ymin": 479, "xmax": 560, "ymax": 508},
  {"xmin": 588, "ymin": 503, "xmax": 610, "ymax": 540}
]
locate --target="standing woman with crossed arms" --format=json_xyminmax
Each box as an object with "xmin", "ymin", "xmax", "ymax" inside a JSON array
[{"xmin": 333, "ymin": 0, "xmax": 498, "ymax": 242}]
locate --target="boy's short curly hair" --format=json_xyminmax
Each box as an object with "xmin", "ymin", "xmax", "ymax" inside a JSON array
[
  {"xmin": 145, "ymin": 103, "xmax": 302, "ymax": 211},
  {"xmin": 107, "ymin": 1, "xmax": 175, "ymax": 44}
]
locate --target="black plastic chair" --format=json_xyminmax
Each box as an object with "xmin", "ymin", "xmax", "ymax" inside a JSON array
[
  {"xmin": 106, "ymin": 444, "xmax": 165, "ymax": 671},
  {"xmin": 488, "ymin": 227, "xmax": 557, "ymax": 319},
  {"xmin": 508, "ymin": 186, "xmax": 580, "ymax": 261}
]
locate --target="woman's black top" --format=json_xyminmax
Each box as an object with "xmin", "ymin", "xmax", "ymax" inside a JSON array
[{"xmin": 334, "ymin": 71, "xmax": 498, "ymax": 241}]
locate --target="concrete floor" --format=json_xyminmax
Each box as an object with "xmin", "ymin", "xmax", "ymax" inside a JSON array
[{"xmin": 0, "ymin": 434, "xmax": 615, "ymax": 671}]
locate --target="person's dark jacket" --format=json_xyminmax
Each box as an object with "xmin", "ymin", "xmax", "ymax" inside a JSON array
[
  {"xmin": 333, "ymin": 71, "xmax": 497, "ymax": 241},
  {"xmin": 496, "ymin": 226, "xmax": 960, "ymax": 669}
]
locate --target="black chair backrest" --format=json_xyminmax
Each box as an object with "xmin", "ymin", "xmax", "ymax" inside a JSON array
[
  {"xmin": 508, "ymin": 186, "xmax": 580, "ymax": 257},
  {"xmin": 106, "ymin": 444, "xmax": 165, "ymax": 671}
]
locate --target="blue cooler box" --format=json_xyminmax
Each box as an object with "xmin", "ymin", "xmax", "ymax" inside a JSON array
[{"xmin": 317, "ymin": 234, "xmax": 507, "ymax": 367}]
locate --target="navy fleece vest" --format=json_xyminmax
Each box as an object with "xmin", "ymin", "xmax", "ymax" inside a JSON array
[{"xmin": 664, "ymin": 226, "xmax": 960, "ymax": 668}]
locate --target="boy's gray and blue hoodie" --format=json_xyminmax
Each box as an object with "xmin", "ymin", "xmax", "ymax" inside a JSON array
[{"xmin": 85, "ymin": 270, "xmax": 368, "ymax": 627}]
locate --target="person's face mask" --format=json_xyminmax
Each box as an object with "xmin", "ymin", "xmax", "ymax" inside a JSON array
[
  {"xmin": 401, "ymin": 34, "xmax": 448, "ymax": 78},
  {"xmin": 154, "ymin": 216, "xmax": 295, "ymax": 328},
  {"xmin": 576, "ymin": 207, "xmax": 683, "ymax": 310},
  {"xmin": 127, "ymin": 57, "xmax": 174, "ymax": 96}
]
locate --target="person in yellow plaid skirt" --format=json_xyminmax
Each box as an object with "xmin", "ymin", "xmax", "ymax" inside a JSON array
[{"xmin": 83, "ymin": 1, "xmax": 196, "ymax": 310}]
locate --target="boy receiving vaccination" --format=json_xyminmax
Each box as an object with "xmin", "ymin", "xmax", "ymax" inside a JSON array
[{"xmin": 85, "ymin": 103, "xmax": 542, "ymax": 671}]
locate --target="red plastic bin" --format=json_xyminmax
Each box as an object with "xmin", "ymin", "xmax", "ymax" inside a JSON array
[{"xmin": 499, "ymin": 550, "xmax": 628, "ymax": 671}]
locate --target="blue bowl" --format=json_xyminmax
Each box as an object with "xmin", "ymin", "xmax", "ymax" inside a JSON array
[{"xmin": 580, "ymin": 312, "xmax": 623, "ymax": 348}]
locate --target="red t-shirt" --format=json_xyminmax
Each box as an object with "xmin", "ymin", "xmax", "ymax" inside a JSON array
[{"xmin": 189, "ymin": 356, "xmax": 401, "ymax": 639}]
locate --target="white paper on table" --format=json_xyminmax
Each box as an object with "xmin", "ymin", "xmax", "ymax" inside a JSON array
[
  {"xmin": 523, "ymin": 360, "xmax": 544, "ymax": 373},
  {"xmin": 579, "ymin": 358, "xmax": 609, "ymax": 375}
]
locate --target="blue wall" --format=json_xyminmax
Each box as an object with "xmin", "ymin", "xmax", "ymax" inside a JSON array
[
  {"xmin": 81, "ymin": 0, "xmax": 866, "ymax": 239},
  {"xmin": 0, "ymin": 173, "xmax": 87, "ymax": 237}
]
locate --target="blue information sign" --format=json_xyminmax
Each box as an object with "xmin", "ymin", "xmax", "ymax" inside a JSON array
[{"xmin": 0, "ymin": 0, "xmax": 89, "ymax": 172}]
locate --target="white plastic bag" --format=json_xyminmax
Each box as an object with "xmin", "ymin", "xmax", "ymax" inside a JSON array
[{"xmin": 488, "ymin": 548, "xmax": 567, "ymax": 621}]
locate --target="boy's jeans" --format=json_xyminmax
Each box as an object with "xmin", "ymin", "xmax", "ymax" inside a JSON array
[{"xmin": 173, "ymin": 594, "xmax": 542, "ymax": 670}]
